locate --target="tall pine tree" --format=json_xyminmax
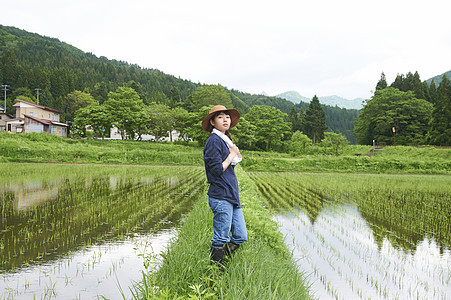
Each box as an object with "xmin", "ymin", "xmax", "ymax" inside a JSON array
[
  {"xmin": 429, "ymin": 75, "xmax": 451, "ymax": 146},
  {"xmin": 303, "ymin": 95, "xmax": 327, "ymax": 145},
  {"xmin": 288, "ymin": 105, "xmax": 301, "ymax": 132},
  {"xmin": 375, "ymin": 72, "xmax": 388, "ymax": 91}
]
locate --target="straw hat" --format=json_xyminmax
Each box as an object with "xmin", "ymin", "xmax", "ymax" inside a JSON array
[{"xmin": 202, "ymin": 105, "xmax": 240, "ymax": 132}]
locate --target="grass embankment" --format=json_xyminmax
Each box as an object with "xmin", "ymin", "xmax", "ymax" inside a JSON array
[
  {"xmin": 242, "ymin": 146, "xmax": 451, "ymax": 174},
  {"xmin": 1, "ymin": 132, "xmax": 449, "ymax": 174},
  {"xmin": 132, "ymin": 166, "xmax": 312, "ymax": 300},
  {"xmin": 0, "ymin": 132, "xmax": 203, "ymax": 165}
]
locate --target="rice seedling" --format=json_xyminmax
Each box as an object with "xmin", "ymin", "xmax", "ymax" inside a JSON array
[
  {"xmin": 249, "ymin": 171, "xmax": 451, "ymax": 300},
  {"xmin": 0, "ymin": 163, "xmax": 206, "ymax": 299}
]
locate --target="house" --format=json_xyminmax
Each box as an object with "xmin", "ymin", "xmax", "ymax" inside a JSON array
[
  {"xmin": 109, "ymin": 126, "xmax": 182, "ymax": 141},
  {"xmin": 4, "ymin": 99, "xmax": 69, "ymax": 137},
  {"xmin": 0, "ymin": 105, "xmax": 15, "ymax": 132}
]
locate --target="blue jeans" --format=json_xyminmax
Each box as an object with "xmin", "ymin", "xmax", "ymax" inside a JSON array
[{"xmin": 208, "ymin": 197, "xmax": 248, "ymax": 246}]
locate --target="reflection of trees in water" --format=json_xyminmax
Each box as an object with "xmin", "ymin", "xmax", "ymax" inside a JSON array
[
  {"xmin": 0, "ymin": 169, "xmax": 206, "ymax": 272},
  {"xmin": 249, "ymin": 172, "xmax": 450, "ymax": 255},
  {"xmin": 355, "ymin": 188, "xmax": 450, "ymax": 254},
  {"xmin": 360, "ymin": 211, "xmax": 423, "ymax": 253},
  {"xmin": 1, "ymin": 180, "xmax": 62, "ymax": 211},
  {"xmin": 250, "ymin": 173, "xmax": 329, "ymax": 225}
]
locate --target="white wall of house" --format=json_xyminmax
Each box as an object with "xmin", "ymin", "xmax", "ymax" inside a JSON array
[{"xmin": 109, "ymin": 126, "xmax": 181, "ymax": 141}]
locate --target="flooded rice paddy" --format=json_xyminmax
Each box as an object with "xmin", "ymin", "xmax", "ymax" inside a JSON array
[
  {"xmin": 2, "ymin": 163, "xmax": 450, "ymax": 299},
  {"xmin": 0, "ymin": 163, "xmax": 206, "ymax": 299},
  {"xmin": 249, "ymin": 172, "xmax": 451, "ymax": 300}
]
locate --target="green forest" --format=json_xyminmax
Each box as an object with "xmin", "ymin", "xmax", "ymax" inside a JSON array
[{"xmin": 0, "ymin": 25, "xmax": 450, "ymax": 148}]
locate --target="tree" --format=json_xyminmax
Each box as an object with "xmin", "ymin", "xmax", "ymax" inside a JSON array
[
  {"xmin": 288, "ymin": 105, "xmax": 301, "ymax": 132},
  {"xmin": 354, "ymin": 87, "xmax": 433, "ymax": 145},
  {"xmin": 190, "ymin": 85, "xmax": 233, "ymax": 111},
  {"xmin": 288, "ymin": 131, "xmax": 312, "ymax": 154},
  {"xmin": 428, "ymin": 80, "xmax": 437, "ymax": 105},
  {"xmin": 391, "ymin": 74, "xmax": 405, "ymax": 91},
  {"xmin": 231, "ymin": 117, "xmax": 257, "ymax": 150},
  {"xmin": 65, "ymin": 90, "xmax": 98, "ymax": 122},
  {"xmin": 428, "ymin": 75, "xmax": 450, "ymax": 146},
  {"xmin": 2, "ymin": 49, "xmax": 19, "ymax": 87},
  {"xmin": 169, "ymin": 86, "xmax": 182, "ymax": 108},
  {"xmin": 72, "ymin": 104, "xmax": 112, "ymax": 139},
  {"xmin": 320, "ymin": 132, "xmax": 349, "ymax": 156},
  {"xmin": 146, "ymin": 102, "xmax": 172, "ymax": 141},
  {"xmin": 14, "ymin": 88, "xmax": 35, "ymax": 102},
  {"xmin": 390, "ymin": 71, "xmax": 425, "ymax": 100},
  {"xmin": 104, "ymin": 86, "xmax": 148, "ymax": 140},
  {"xmin": 183, "ymin": 106, "xmax": 211, "ymax": 146},
  {"xmin": 243, "ymin": 105, "xmax": 291, "ymax": 151},
  {"xmin": 375, "ymin": 72, "xmax": 387, "ymax": 91},
  {"xmin": 303, "ymin": 95, "xmax": 327, "ymax": 145},
  {"xmin": 126, "ymin": 80, "xmax": 146, "ymax": 102},
  {"xmin": 0, "ymin": 59, "xmax": 3, "ymax": 84},
  {"xmin": 411, "ymin": 71, "xmax": 425, "ymax": 100},
  {"xmin": 170, "ymin": 107, "xmax": 191, "ymax": 143},
  {"xmin": 91, "ymin": 81, "xmax": 109, "ymax": 104}
]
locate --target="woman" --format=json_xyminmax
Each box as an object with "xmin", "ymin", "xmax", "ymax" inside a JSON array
[{"xmin": 202, "ymin": 105, "xmax": 248, "ymax": 268}]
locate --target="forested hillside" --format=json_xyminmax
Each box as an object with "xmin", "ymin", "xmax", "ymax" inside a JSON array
[
  {"xmin": 1, "ymin": 25, "xmax": 448, "ymax": 147},
  {"xmin": 0, "ymin": 25, "xmax": 199, "ymax": 109},
  {"xmin": 0, "ymin": 25, "xmax": 359, "ymax": 143}
]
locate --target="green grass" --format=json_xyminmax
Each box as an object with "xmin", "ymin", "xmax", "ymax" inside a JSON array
[
  {"xmin": 0, "ymin": 132, "xmax": 203, "ymax": 165},
  {"xmin": 132, "ymin": 166, "xmax": 312, "ymax": 299},
  {"xmin": 242, "ymin": 146, "xmax": 451, "ymax": 174},
  {"xmin": 1, "ymin": 132, "xmax": 449, "ymax": 174}
]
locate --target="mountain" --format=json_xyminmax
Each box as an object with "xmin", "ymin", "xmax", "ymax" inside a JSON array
[
  {"xmin": 276, "ymin": 91, "xmax": 311, "ymax": 104},
  {"xmin": 318, "ymin": 95, "xmax": 365, "ymax": 110},
  {"xmin": 277, "ymin": 91, "xmax": 364, "ymax": 110},
  {"xmin": 0, "ymin": 25, "xmax": 200, "ymax": 110},
  {"xmin": 426, "ymin": 70, "xmax": 451, "ymax": 86}
]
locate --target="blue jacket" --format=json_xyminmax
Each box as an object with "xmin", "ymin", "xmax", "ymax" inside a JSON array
[{"xmin": 203, "ymin": 133, "xmax": 240, "ymax": 207}]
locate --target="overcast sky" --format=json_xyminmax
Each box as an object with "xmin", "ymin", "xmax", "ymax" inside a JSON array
[{"xmin": 2, "ymin": 0, "xmax": 450, "ymax": 100}]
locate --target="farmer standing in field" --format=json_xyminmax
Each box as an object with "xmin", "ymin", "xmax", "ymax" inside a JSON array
[{"xmin": 202, "ymin": 105, "xmax": 248, "ymax": 269}]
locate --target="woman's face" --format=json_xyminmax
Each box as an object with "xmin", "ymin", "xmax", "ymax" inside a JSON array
[{"xmin": 210, "ymin": 112, "xmax": 231, "ymax": 133}]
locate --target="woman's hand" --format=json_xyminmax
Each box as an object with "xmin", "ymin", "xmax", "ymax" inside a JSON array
[
  {"xmin": 229, "ymin": 145, "xmax": 240, "ymax": 156},
  {"xmin": 222, "ymin": 145, "xmax": 241, "ymax": 171}
]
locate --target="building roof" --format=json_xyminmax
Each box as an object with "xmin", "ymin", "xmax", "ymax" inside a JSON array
[
  {"xmin": 14, "ymin": 99, "xmax": 62, "ymax": 113},
  {"xmin": 24, "ymin": 114, "xmax": 69, "ymax": 127},
  {"xmin": 0, "ymin": 112, "xmax": 15, "ymax": 118},
  {"xmin": 25, "ymin": 114, "xmax": 51, "ymax": 125}
]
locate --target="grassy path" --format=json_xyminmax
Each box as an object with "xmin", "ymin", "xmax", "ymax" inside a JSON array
[{"xmin": 132, "ymin": 166, "xmax": 312, "ymax": 299}]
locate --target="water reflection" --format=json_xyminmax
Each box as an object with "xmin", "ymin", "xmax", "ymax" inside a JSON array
[
  {"xmin": 275, "ymin": 204, "xmax": 451, "ymax": 300},
  {"xmin": 1, "ymin": 230, "xmax": 175, "ymax": 299},
  {"xmin": 0, "ymin": 164, "xmax": 206, "ymax": 298}
]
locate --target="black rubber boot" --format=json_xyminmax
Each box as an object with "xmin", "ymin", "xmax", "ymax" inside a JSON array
[
  {"xmin": 225, "ymin": 242, "xmax": 240, "ymax": 256},
  {"xmin": 210, "ymin": 245, "xmax": 225, "ymax": 270}
]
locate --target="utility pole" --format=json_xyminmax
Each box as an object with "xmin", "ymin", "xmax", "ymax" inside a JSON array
[
  {"xmin": 35, "ymin": 88, "xmax": 41, "ymax": 105},
  {"xmin": 1, "ymin": 85, "xmax": 9, "ymax": 113},
  {"xmin": 392, "ymin": 127, "xmax": 396, "ymax": 146}
]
